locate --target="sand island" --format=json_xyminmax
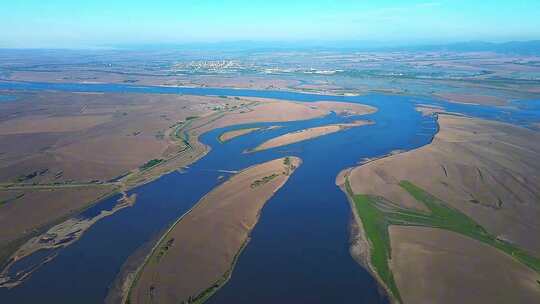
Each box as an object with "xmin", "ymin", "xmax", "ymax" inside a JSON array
[
  {"xmin": 218, "ymin": 127, "xmax": 263, "ymax": 142},
  {"xmin": 129, "ymin": 156, "xmax": 301, "ymax": 304},
  {"xmin": 251, "ymin": 120, "xmax": 372, "ymax": 152}
]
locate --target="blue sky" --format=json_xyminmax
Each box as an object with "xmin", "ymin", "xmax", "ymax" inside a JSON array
[{"xmin": 2, "ymin": 0, "xmax": 540, "ymax": 48}]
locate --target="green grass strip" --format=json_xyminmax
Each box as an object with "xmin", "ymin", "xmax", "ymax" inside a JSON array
[
  {"xmin": 345, "ymin": 181, "xmax": 402, "ymax": 302},
  {"xmin": 345, "ymin": 179, "xmax": 540, "ymax": 303},
  {"xmin": 399, "ymin": 180, "xmax": 540, "ymax": 273}
]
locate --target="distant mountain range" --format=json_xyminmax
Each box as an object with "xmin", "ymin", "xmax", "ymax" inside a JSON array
[
  {"xmin": 4, "ymin": 40, "xmax": 540, "ymax": 55},
  {"xmin": 402, "ymin": 40, "xmax": 540, "ymax": 54},
  {"xmin": 115, "ymin": 40, "xmax": 540, "ymax": 55}
]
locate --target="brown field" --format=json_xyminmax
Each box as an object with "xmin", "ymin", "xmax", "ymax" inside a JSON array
[
  {"xmin": 435, "ymin": 92, "xmax": 508, "ymax": 106},
  {"xmin": 0, "ymin": 90, "xmax": 375, "ymax": 287},
  {"xmin": 130, "ymin": 157, "xmax": 301, "ymax": 304},
  {"xmin": 198, "ymin": 99, "xmax": 375, "ymax": 132},
  {"xmin": 5, "ymin": 71, "xmax": 301, "ymax": 91},
  {"xmin": 192, "ymin": 75, "xmax": 300, "ymax": 90},
  {"xmin": 345, "ymin": 113, "xmax": 540, "ymax": 302},
  {"xmin": 0, "ymin": 91, "xmax": 247, "ymax": 267},
  {"xmin": 415, "ymin": 106, "xmax": 467, "ymax": 120},
  {"xmin": 7, "ymin": 70, "xmax": 134, "ymax": 84},
  {"xmin": 349, "ymin": 114, "xmax": 540, "ymax": 254},
  {"xmin": 252, "ymin": 120, "xmax": 372, "ymax": 152},
  {"xmin": 200, "ymin": 99, "xmax": 324, "ymax": 130},
  {"xmin": 0, "ymin": 91, "xmax": 241, "ymax": 183},
  {"xmin": 310, "ymin": 101, "xmax": 377, "ymax": 116},
  {"xmin": 0, "ymin": 186, "xmax": 113, "ymax": 244},
  {"xmin": 390, "ymin": 226, "xmax": 540, "ymax": 304},
  {"xmin": 0, "ymin": 114, "xmax": 114, "ymax": 135},
  {"xmin": 0, "ymin": 92, "xmax": 372, "ymax": 243},
  {"xmin": 0, "ymin": 191, "xmax": 136, "ymax": 289},
  {"xmin": 0, "ymin": 186, "xmax": 114, "ymax": 266},
  {"xmin": 294, "ymin": 83, "xmax": 343, "ymax": 92},
  {"xmin": 218, "ymin": 127, "xmax": 262, "ymax": 142}
]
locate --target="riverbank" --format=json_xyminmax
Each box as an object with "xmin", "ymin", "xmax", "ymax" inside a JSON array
[{"xmin": 336, "ymin": 169, "xmax": 398, "ymax": 303}]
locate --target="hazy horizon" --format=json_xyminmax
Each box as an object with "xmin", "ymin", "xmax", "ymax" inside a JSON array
[{"xmin": 2, "ymin": 0, "xmax": 540, "ymax": 49}]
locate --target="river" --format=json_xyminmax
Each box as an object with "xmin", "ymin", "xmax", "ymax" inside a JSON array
[{"xmin": 0, "ymin": 81, "xmax": 536, "ymax": 303}]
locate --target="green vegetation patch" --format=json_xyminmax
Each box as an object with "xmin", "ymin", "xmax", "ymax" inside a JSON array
[
  {"xmin": 0, "ymin": 193, "xmax": 25, "ymax": 206},
  {"xmin": 155, "ymin": 130, "xmax": 165, "ymax": 140},
  {"xmin": 283, "ymin": 157, "xmax": 291, "ymax": 166},
  {"xmin": 282, "ymin": 157, "xmax": 297, "ymax": 175},
  {"xmin": 16, "ymin": 168, "xmax": 48, "ymax": 182},
  {"xmin": 345, "ymin": 179, "xmax": 540, "ymax": 303},
  {"xmin": 345, "ymin": 181, "xmax": 401, "ymax": 301},
  {"xmin": 250, "ymin": 173, "xmax": 279, "ymax": 189},
  {"xmin": 139, "ymin": 159, "xmax": 164, "ymax": 171},
  {"xmin": 155, "ymin": 238, "xmax": 174, "ymax": 262},
  {"xmin": 399, "ymin": 181, "xmax": 540, "ymax": 273},
  {"xmin": 187, "ymin": 239, "xmax": 250, "ymax": 304}
]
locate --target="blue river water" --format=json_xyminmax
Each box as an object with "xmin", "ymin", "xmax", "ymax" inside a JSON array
[
  {"xmin": 0, "ymin": 94, "xmax": 16, "ymax": 102},
  {"xmin": 0, "ymin": 81, "xmax": 537, "ymax": 303}
]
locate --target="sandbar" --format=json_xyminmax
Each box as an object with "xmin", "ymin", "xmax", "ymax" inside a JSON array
[
  {"xmin": 252, "ymin": 121, "xmax": 372, "ymax": 152},
  {"xmin": 218, "ymin": 127, "xmax": 262, "ymax": 142},
  {"xmin": 129, "ymin": 156, "xmax": 301, "ymax": 304}
]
